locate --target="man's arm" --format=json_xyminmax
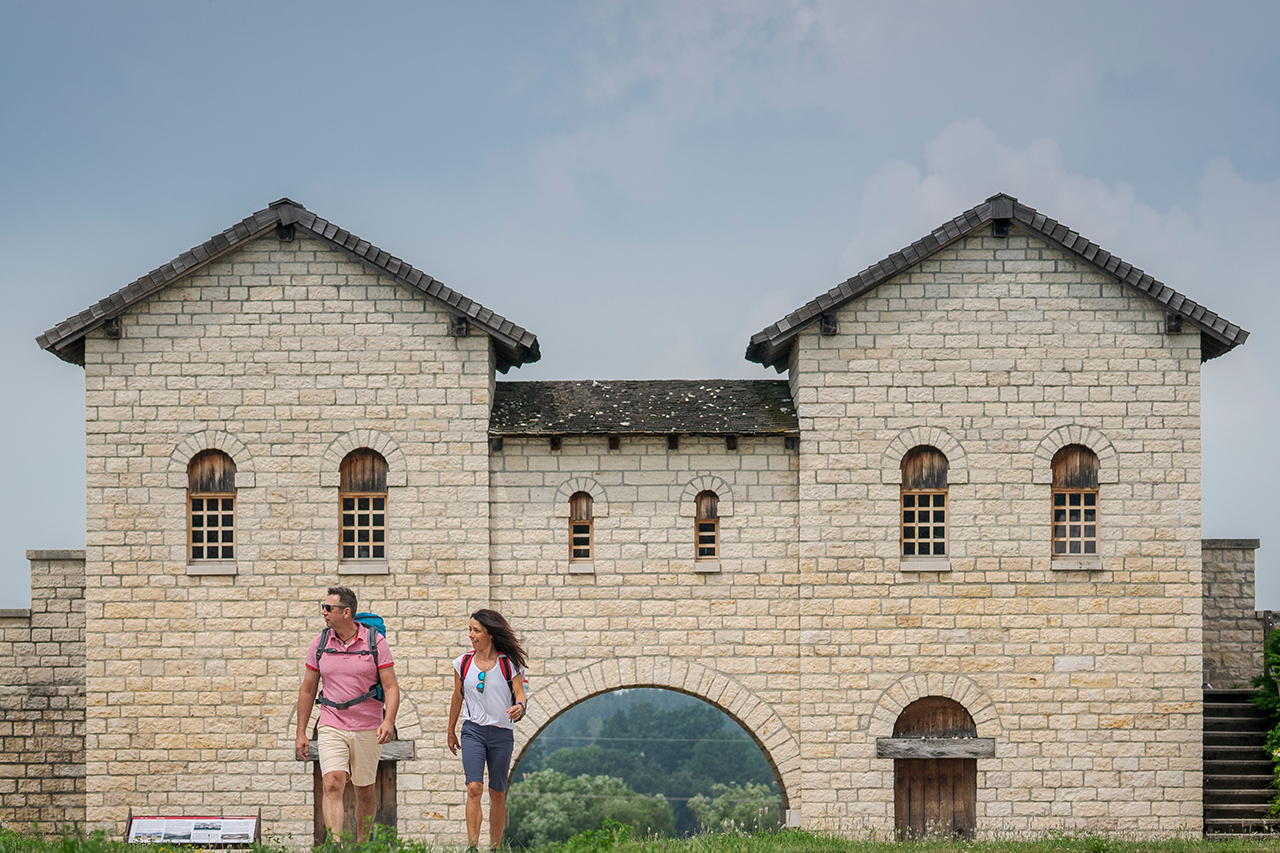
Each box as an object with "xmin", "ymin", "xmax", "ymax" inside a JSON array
[
  {"xmin": 376, "ymin": 665, "xmax": 399, "ymax": 745},
  {"xmin": 295, "ymin": 667, "xmax": 320, "ymax": 761}
]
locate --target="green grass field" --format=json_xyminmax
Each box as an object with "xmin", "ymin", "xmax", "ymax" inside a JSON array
[{"xmin": 4, "ymin": 825, "xmax": 1279, "ymax": 853}]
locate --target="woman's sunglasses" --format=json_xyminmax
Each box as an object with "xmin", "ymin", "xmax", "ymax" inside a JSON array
[{"xmin": 476, "ymin": 670, "xmax": 486, "ymax": 693}]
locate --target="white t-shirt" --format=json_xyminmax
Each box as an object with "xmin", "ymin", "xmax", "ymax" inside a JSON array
[{"xmin": 454, "ymin": 653, "xmax": 525, "ymax": 730}]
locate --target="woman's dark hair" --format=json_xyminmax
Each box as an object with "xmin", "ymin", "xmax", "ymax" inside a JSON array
[{"xmin": 471, "ymin": 609, "xmax": 527, "ymax": 670}]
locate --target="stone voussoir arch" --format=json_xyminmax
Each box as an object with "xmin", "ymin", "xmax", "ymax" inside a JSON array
[
  {"xmin": 168, "ymin": 430, "xmax": 255, "ymax": 489},
  {"xmin": 320, "ymin": 430, "xmax": 408, "ymax": 487},
  {"xmin": 553, "ymin": 477, "xmax": 608, "ymax": 518},
  {"xmin": 1032, "ymin": 425, "xmax": 1118, "ymax": 484},
  {"xmin": 868, "ymin": 672, "xmax": 1001, "ymax": 743},
  {"xmin": 514, "ymin": 656, "xmax": 799, "ymax": 809},
  {"xmin": 882, "ymin": 426, "xmax": 968, "ymax": 484},
  {"xmin": 679, "ymin": 476, "xmax": 734, "ymax": 517}
]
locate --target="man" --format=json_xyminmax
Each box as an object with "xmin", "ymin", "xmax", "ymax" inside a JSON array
[{"xmin": 295, "ymin": 586, "xmax": 400, "ymax": 842}]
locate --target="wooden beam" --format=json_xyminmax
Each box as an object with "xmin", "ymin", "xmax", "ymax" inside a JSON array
[
  {"xmin": 307, "ymin": 739, "xmax": 416, "ymax": 761},
  {"xmin": 875, "ymin": 738, "xmax": 994, "ymax": 759}
]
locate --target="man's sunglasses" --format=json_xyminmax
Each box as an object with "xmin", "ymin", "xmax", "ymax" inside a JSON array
[{"xmin": 321, "ymin": 604, "xmax": 347, "ymax": 613}]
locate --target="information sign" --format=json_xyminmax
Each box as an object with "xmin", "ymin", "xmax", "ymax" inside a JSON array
[{"xmin": 124, "ymin": 810, "xmax": 261, "ymax": 846}]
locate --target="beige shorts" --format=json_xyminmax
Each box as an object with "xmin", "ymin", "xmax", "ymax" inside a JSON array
[{"xmin": 317, "ymin": 725, "xmax": 379, "ymax": 786}]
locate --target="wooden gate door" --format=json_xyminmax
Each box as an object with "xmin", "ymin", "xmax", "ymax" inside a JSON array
[{"xmin": 891, "ymin": 697, "xmax": 977, "ymax": 839}]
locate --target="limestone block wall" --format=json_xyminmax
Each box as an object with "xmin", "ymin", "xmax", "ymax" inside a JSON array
[
  {"xmin": 1202, "ymin": 539, "xmax": 1263, "ymax": 687},
  {"xmin": 0, "ymin": 551, "xmax": 87, "ymax": 831},
  {"xmin": 488, "ymin": 435, "xmax": 804, "ymax": 800},
  {"xmin": 790, "ymin": 229, "xmax": 1205, "ymax": 835},
  {"xmin": 80, "ymin": 232, "xmax": 495, "ymax": 841}
]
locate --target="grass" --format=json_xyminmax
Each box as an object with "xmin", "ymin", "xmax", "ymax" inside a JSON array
[{"xmin": 3, "ymin": 825, "xmax": 1278, "ymax": 853}]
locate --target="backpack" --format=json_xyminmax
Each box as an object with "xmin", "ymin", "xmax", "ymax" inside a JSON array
[
  {"xmin": 460, "ymin": 651, "xmax": 523, "ymax": 708},
  {"xmin": 315, "ymin": 612, "xmax": 387, "ymax": 710}
]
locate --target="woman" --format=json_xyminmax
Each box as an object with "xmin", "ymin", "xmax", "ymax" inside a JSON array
[{"xmin": 447, "ymin": 609, "xmax": 528, "ymax": 852}]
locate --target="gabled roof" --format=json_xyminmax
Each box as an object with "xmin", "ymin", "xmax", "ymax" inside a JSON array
[
  {"xmin": 746, "ymin": 193, "xmax": 1249, "ymax": 370},
  {"xmin": 490, "ymin": 380, "xmax": 798, "ymax": 436},
  {"xmin": 36, "ymin": 198, "xmax": 541, "ymax": 372}
]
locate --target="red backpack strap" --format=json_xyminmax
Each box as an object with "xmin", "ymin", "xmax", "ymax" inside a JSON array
[
  {"xmin": 498, "ymin": 654, "xmax": 517, "ymax": 697},
  {"xmin": 460, "ymin": 651, "xmax": 475, "ymax": 680}
]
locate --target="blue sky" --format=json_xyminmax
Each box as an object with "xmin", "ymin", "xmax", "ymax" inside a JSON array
[{"xmin": 2, "ymin": 1, "xmax": 1277, "ymax": 607}]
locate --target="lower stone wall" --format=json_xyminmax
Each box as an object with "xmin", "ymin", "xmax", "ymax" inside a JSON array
[
  {"xmin": 0, "ymin": 552, "xmax": 87, "ymax": 831},
  {"xmin": 1202, "ymin": 539, "xmax": 1264, "ymax": 687}
]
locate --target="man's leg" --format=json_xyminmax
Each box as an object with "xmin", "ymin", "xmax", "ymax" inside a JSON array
[
  {"xmin": 465, "ymin": 781, "xmax": 485, "ymax": 849},
  {"xmin": 321, "ymin": 770, "xmax": 350, "ymax": 841},
  {"xmin": 354, "ymin": 783, "xmax": 378, "ymax": 842},
  {"xmin": 487, "ymin": 788, "xmax": 506, "ymax": 850}
]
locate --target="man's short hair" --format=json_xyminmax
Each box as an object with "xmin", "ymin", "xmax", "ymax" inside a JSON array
[{"xmin": 327, "ymin": 586, "xmax": 357, "ymax": 613}]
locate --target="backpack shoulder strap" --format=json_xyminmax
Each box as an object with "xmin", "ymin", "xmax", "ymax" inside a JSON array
[
  {"xmin": 364, "ymin": 624, "xmax": 379, "ymax": 670},
  {"xmin": 498, "ymin": 654, "xmax": 516, "ymax": 696},
  {"xmin": 315, "ymin": 628, "xmax": 331, "ymax": 671},
  {"xmin": 460, "ymin": 651, "xmax": 475, "ymax": 681}
]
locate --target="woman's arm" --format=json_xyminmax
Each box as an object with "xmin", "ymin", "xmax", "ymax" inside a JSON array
[
  {"xmin": 506, "ymin": 670, "xmax": 527, "ymax": 722},
  {"xmin": 446, "ymin": 671, "xmax": 464, "ymax": 755}
]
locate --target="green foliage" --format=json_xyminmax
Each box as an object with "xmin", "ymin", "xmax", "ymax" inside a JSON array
[
  {"xmin": 1250, "ymin": 626, "xmax": 1280, "ymax": 814},
  {"xmin": 686, "ymin": 783, "xmax": 781, "ymax": 834},
  {"xmin": 505, "ymin": 769, "xmax": 674, "ymax": 849}
]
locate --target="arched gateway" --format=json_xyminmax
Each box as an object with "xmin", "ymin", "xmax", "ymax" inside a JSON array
[{"xmin": 510, "ymin": 657, "xmax": 801, "ymax": 811}]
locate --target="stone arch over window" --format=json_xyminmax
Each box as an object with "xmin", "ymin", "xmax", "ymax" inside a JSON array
[
  {"xmin": 868, "ymin": 673, "xmax": 1001, "ymax": 742},
  {"xmin": 321, "ymin": 431, "xmax": 407, "ymax": 487},
  {"xmin": 553, "ymin": 478, "xmax": 608, "ymax": 517},
  {"xmin": 679, "ymin": 476, "xmax": 734, "ymax": 517},
  {"xmin": 168, "ymin": 431, "xmax": 255, "ymax": 488},
  {"xmin": 512, "ymin": 656, "xmax": 800, "ymax": 811},
  {"xmin": 1032, "ymin": 425, "xmax": 1117, "ymax": 485},
  {"xmin": 882, "ymin": 427, "xmax": 968, "ymax": 484}
]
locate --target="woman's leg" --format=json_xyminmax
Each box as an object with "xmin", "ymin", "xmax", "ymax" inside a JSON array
[
  {"xmin": 466, "ymin": 781, "xmax": 485, "ymax": 848},
  {"xmin": 487, "ymin": 787, "xmax": 506, "ymax": 850}
]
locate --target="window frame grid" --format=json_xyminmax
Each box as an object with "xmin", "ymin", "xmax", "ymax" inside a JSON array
[
  {"xmin": 340, "ymin": 491, "xmax": 388, "ymax": 562},
  {"xmin": 901, "ymin": 489, "xmax": 948, "ymax": 558},
  {"xmin": 569, "ymin": 518, "xmax": 593, "ymax": 563},
  {"xmin": 695, "ymin": 515, "xmax": 719, "ymax": 561},
  {"xmin": 189, "ymin": 493, "xmax": 236, "ymax": 563},
  {"xmin": 1052, "ymin": 489, "xmax": 1098, "ymax": 557}
]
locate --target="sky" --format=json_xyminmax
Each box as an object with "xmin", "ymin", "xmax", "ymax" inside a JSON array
[{"xmin": 1, "ymin": 1, "xmax": 1277, "ymax": 609}]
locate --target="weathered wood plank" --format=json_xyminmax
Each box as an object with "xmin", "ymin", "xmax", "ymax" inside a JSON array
[{"xmin": 876, "ymin": 737, "xmax": 995, "ymax": 759}]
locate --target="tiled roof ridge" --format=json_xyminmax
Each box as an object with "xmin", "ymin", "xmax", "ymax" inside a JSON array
[
  {"xmin": 745, "ymin": 192, "xmax": 1249, "ymax": 369},
  {"xmin": 36, "ymin": 199, "xmax": 540, "ymax": 370}
]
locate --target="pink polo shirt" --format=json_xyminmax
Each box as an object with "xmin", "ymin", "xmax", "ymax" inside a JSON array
[{"xmin": 306, "ymin": 624, "xmax": 393, "ymax": 731}]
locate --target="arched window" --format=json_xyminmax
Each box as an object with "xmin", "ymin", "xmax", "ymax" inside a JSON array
[
  {"xmin": 189, "ymin": 449, "xmax": 236, "ymax": 563},
  {"xmin": 695, "ymin": 491, "xmax": 719, "ymax": 561},
  {"xmin": 1052, "ymin": 445, "xmax": 1098, "ymax": 557},
  {"xmin": 901, "ymin": 446, "xmax": 948, "ymax": 557},
  {"xmin": 569, "ymin": 492, "xmax": 593, "ymax": 563},
  {"xmin": 340, "ymin": 449, "xmax": 388, "ymax": 561}
]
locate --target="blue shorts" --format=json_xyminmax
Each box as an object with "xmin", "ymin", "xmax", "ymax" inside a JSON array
[{"xmin": 460, "ymin": 721, "xmax": 515, "ymax": 791}]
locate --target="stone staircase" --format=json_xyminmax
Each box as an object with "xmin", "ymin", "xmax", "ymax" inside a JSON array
[{"xmin": 1203, "ymin": 688, "xmax": 1278, "ymax": 837}]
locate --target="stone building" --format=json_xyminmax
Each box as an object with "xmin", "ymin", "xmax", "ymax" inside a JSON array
[{"xmin": 1, "ymin": 193, "xmax": 1265, "ymax": 840}]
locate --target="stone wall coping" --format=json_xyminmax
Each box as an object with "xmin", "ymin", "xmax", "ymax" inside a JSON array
[
  {"xmin": 0, "ymin": 609, "xmax": 31, "ymax": 619},
  {"xmin": 1203, "ymin": 539, "xmax": 1261, "ymax": 550},
  {"xmin": 25, "ymin": 550, "xmax": 86, "ymax": 560}
]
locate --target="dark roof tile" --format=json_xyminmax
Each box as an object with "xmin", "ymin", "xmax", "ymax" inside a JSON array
[
  {"xmin": 37, "ymin": 199, "xmax": 540, "ymax": 370},
  {"xmin": 490, "ymin": 380, "xmax": 798, "ymax": 436},
  {"xmin": 746, "ymin": 193, "xmax": 1248, "ymax": 368}
]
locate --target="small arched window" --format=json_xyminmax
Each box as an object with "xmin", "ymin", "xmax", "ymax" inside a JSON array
[
  {"xmin": 569, "ymin": 492, "xmax": 593, "ymax": 563},
  {"xmin": 695, "ymin": 491, "xmax": 719, "ymax": 561},
  {"xmin": 340, "ymin": 449, "xmax": 388, "ymax": 561},
  {"xmin": 901, "ymin": 446, "xmax": 948, "ymax": 557},
  {"xmin": 1052, "ymin": 445, "xmax": 1099, "ymax": 557},
  {"xmin": 189, "ymin": 449, "xmax": 236, "ymax": 563}
]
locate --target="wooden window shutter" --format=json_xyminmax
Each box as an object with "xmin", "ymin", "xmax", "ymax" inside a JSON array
[
  {"xmin": 1051, "ymin": 445, "xmax": 1099, "ymax": 489},
  {"xmin": 340, "ymin": 449, "xmax": 388, "ymax": 493},
  {"xmin": 188, "ymin": 449, "xmax": 236, "ymax": 493},
  {"xmin": 901, "ymin": 446, "xmax": 948, "ymax": 490}
]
